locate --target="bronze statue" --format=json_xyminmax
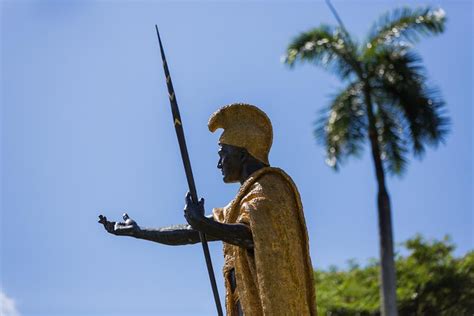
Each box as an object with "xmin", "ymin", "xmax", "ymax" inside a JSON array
[{"xmin": 99, "ymin": 103, "xmax": 316, "ymax": 315}]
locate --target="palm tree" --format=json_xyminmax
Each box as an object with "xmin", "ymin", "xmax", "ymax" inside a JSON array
[{"xmin": 284, "ymin": 6, "xmax": 449, "ymax": 316}]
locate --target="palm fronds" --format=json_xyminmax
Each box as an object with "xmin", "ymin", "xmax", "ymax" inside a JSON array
[
  {"xmin": 374, "ymin": 103, "xmax": 409, "ymax": 175},
  {"xmin": 315, "ymin": 82, "xmax": 367, "ymax": 169},
  {"xmin": 370, "ymin": 48, "xmax": 450, "ymax": 156},
  {"xmin": 284, "ymin": 25, "xmax": 358, "ymax": 80},
  {"xmin": 284, "ymin": 5, "xmax": 449, "ymax": 175},
  {"xmin": 364, "ymin": 7, "xmax": 446, "ymax": 56}
]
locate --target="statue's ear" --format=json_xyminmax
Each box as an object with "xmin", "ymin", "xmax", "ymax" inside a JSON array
[{"xmin": 239, "ymin": 148, "xmax": 249, "ymax": 163}]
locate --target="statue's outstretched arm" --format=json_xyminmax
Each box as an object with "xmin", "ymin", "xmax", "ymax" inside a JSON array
[
  {"xmin": 98, "ymin": 213, "xmax": 219, "ymax": 246},
  {"xmin": 187, "ymin": 216, "xmax": 254, "ymax": 249}
]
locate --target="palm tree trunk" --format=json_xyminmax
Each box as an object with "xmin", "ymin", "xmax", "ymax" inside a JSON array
[{"xmin": 363, "ymin": 84, "xmax": 398, "ymax": 316}]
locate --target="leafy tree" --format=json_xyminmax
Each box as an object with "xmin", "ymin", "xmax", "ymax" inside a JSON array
[
  {"xmin": 284, "ymin": 7, "xmax": 449, "ymax": 316},
  {"xmin": 315, "ymin": 236, "xmax": 474, "ymax": 315}
]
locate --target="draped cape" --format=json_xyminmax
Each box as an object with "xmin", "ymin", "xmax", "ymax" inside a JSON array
[{"xmin": 212, "ymin": 167, "xmax": 317, "ymax": 316}]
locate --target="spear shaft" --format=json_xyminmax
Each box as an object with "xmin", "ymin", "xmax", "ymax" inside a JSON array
[{"xmin": 155, "ymin": 25, "xmax": 223, "ymax": 316}]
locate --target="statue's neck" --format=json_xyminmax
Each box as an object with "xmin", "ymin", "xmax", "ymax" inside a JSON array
[{"xmin": 239, "ymin": 163, "xmax": 267, "ymax": 184}]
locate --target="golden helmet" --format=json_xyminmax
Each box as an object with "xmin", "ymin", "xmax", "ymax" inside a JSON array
[{"xmin": 208, "ymin": 103, "xmax": 273, "ymax": 165}]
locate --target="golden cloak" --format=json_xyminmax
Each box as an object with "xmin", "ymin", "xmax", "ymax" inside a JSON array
[{"xmin": 213, "ymin": 167, "xmax": 317, "ymax": 316}]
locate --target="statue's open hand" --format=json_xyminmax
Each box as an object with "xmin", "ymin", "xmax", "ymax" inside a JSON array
[
  {"xmin": 184, "ymin": 192, "xmax": 205, "ymax": 227},
  {"xmin": 98, "ymin": 213, "xmax": 139, "ymax": 236}
]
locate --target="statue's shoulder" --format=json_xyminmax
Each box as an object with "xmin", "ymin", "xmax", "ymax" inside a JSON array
[
  {"xmin": 255, "ymin": 167, "xmax": 294, "ymax": 185},
  {"xmin": 246, "ymin": 167, "xmax": 296, "ymax": 198}
]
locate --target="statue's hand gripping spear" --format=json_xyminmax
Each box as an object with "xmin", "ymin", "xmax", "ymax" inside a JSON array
[{"xmin": 155, "ymin": 26, "xmax": 223, "ymax": 316}]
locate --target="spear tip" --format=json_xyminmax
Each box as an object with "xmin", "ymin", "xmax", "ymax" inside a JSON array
[{"xmin": 155, "ymin": 25, "xmax": 166, "ymax": 58}]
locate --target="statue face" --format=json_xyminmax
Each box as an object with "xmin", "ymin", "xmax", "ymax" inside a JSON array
[{"xmin": 217, "ymin": 144, "xmax": 245, "ymax": 183}]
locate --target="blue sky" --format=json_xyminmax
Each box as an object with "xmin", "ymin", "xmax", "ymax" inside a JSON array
[{"xmin": 1, "ymin": 0, "xmax": 472, "ymax": 315}]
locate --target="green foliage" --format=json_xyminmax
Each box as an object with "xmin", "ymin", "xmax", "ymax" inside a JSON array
[
  {"xmin": 284, "ymin": 6, "xmax": 449, "ymax": 175},
  {"xmin": 314, "ymin": 236, "xmax": 474, "ymax": 315}
]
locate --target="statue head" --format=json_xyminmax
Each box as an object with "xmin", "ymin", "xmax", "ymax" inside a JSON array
[{"xmin": 209, "ymin": 103, "xmax": 272, "ymax": 183}]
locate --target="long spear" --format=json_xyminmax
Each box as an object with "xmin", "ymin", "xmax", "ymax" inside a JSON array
[{"xmin": 154, "ymin": 25, "xmax": 224, "ymax": 316}]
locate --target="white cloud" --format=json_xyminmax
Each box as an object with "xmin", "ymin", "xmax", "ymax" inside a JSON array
[{"xmin": 0, "ymin": 290, "xmax": 20, "ymax": 316}]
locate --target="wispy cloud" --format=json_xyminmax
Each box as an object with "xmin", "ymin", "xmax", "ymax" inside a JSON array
[{"xmin": 0, "ymin": 290, "xmax": 20, "ymax": 316}]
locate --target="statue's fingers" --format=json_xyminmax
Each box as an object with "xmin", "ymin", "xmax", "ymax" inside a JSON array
[
  {"xmin": 185, "ymin": 191, "xmax": 192, "ymax": 203},
  {"xmin": 98, "ymin": 215, "xmax": 105, "ymax": 224}
]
